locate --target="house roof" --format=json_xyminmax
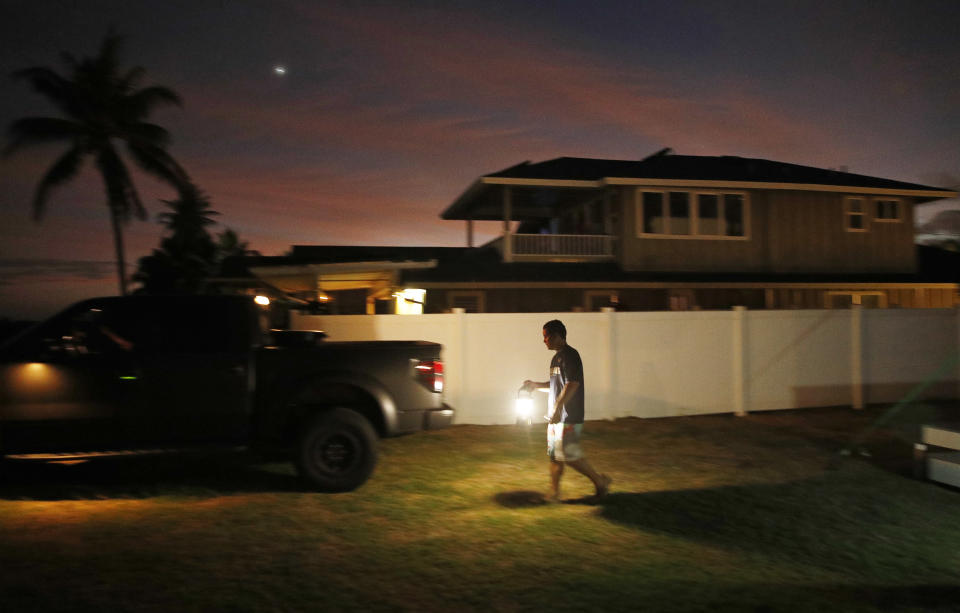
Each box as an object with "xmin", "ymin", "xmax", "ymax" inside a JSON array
[
  {"xmin": 287, "ymin": 245, "xmax": 466, "ymax": 262},
  {"xmin": 442, "ymin": 152, "xmax": 958, "ymax": 220},
  {"xmin": 216, "ymin": 244, "xmax": 960, "ymax": 296},
  {"xmin": 217, "ymin": 246, "xmax": 466, "ymax": 294}
]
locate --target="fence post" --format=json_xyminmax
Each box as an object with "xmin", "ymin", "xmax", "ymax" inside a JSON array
[
  {"xmin": 601, "ymin": 307, "xmax": 617, "ymax": 419},
  {"xmin": 502, "ymin": 186, "xmax": 513, "ymax": 263},
  {"xmin": 452, "ymin": 307, "xmax": 467, "ymax": 423},
  {"xmin": 851, "ymin": 304, "xmax": 864, "ymax": 410},
  {"xmin": 733, "ymin": 306, "xmax": 747, "ymax": 416}
]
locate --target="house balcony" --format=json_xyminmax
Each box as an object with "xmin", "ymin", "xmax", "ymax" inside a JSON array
[{"xmin": 491, "ymin": 233, "xmax": 618, "ymax": 262}]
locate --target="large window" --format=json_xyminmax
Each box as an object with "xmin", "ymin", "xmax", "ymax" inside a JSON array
[
  {"xmin": 874, "ymin": 199, "xmax": 902, "ymax": 222},
  {"xmin": 637, "ymin": 190, "xmax": 749, "ymax": 239}
]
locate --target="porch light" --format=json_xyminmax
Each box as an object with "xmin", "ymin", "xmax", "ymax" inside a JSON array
[
  {"xmin": 394, "ymin": 288, "xmax": 425, "ymax": 315},
  {"xmin": 254, "ymin": 295, "xmax": 271, "ymax": 306}
]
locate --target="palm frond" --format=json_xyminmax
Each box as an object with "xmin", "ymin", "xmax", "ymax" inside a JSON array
[
  {"xmin": 59, "ymin": 51, "xmax": 80, "ymax": 71},
  {"xmin": 126, "ymin": 140, "xmax": 190, "ymax": 191},
  {"xmin": 4, "ymin": 117, "xmax": 82, "ymax": 156},
  {"xmin": 96, "ymin": 143, "xmax": 143, "ymax": 222},
  {"xmin": 32, "ymin": 146, "xmax": 85, "ymax": 220},
  {"xmin": 125, "ymin": 122, "xmax": 171, "ymax": 147},
  {"xmin": 120, "ymin": 65, "xmax": 146, "ymax": 90},
  {"xmin": 127, "ymin": 183, "xmax": 147, "ymax": 221},
  {"xmin": 10, "ymin": 67, "xmax": 75, "ymax": 115},
  {"xmin": 126, "ymin": 86, "xmax": 182, "ymax": 116}
]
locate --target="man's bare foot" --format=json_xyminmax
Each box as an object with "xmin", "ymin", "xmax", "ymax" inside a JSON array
[{"xmin": 595, "ymin": 474, "xmax": 612, "ymax": 498}]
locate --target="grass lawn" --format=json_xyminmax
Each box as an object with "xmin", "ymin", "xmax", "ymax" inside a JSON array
[{"xmin": 1, "ymin": 404, "xmax": 959, "ymax": 612}]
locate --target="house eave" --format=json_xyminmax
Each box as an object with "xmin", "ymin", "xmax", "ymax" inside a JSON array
[
  {"xmin": 441, "ymin": 174, "xmax": 957, "ymax": 221},
  {"xmin": 478, "ymin": 175, "xmax": 957, "ymax": 200},
  {"xmin": 603, "ymin": 177, "xmax": 957, "ymax": 200},
  {"xmin": 412, "ymin": 280, "xmax": 960, "ymax": 290}
]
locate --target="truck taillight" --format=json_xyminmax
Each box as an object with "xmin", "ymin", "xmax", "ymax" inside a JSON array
[{"xmin": 415, "ymin": 359, "xmax": 444, "ymax": 393}]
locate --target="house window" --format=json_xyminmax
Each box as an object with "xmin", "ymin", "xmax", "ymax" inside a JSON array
[
  {"xmin": 669, "ymin": 290, "xmax": 695, "ymax": 311},
  {"xmin": 844, "ymin": 197, "xmax": 867, "ymax": 232},
  {"xmin": 448, "ymin": 291, "xmax": 484, "ymax": 313},
  {"xmin": 642, "ymin": 192, "xmax": 664, "ymax": 233},
  {"xmin": 584, "ymin": 290, "xmax": 618, "ymax": 311},
  {"xmin": 825, "ymin": 291, "xmax": 887, "ymax": 309},
  {"xmin": 874, "ymin": 199, "xmax": 902, "ymax": 222},
  {"xmin": 697, "ymin": 194, "xmax": 720, "ymax": 235},
  {"xmin": 637, "ymin": 190, "xmax": 749, "ymax": 239},
  {"xmin": 669, "ymin": 192, "xmax": 691, "ymax": 235},
  {"xmin": 724, "ymin": 194, "xmax": 745, "ymax": 236}
]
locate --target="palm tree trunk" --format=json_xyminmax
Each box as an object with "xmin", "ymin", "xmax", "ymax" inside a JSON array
[{"xmin": 110, "ymin": 206, "xmax": 128, "ymax": 295}]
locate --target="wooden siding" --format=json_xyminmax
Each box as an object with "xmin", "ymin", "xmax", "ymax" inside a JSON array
[
  {"xmin": 766, "ymin": 191, "xmax": 915, "ymax": 273},
  {"xmin": 616, "ymin": 187, "xmax": 916, "ymax": 274}
]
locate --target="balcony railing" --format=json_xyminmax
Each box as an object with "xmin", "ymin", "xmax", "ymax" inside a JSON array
[{"xmin": 492, "ymin": 233, "xmax": 617, "ymax": 261}]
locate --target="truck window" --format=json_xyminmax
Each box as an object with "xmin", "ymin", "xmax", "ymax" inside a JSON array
[
  {"xmin": 130, "ymin": 299, "xmax": 253, "ymax": 354},
  {"xmin": 11, "ymin": 302, "xmax": 135, "ymax": 358}
]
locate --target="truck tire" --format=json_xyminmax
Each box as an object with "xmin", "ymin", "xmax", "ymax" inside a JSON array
[{"xmin": 295, "ymin": 407, "xmax": 378, "ymax": 492}]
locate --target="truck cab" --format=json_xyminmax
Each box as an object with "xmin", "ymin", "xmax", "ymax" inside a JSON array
[{"xmin": 0, "ymin": 295, "xmax": 452, "ymax": 491}]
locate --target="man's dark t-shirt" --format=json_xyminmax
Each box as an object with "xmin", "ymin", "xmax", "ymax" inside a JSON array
[{"xmin": 549, "ymin": 344, "xmax": 585, "ymax": 424}]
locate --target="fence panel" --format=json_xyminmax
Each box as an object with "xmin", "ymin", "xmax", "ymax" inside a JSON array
[
  {"xmin": 291, "ymin": 308, "xmax": 959, "ymax": 425},
  {"xmin": 745, "ymin": 310, "xmax": 852, "ymax": 411},
  {"xmin": 862, "ymin": 309, "xmax": 958, "ymax": 403}
]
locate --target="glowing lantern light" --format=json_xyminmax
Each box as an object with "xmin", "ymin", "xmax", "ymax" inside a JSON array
[{"xmin": 515, "ymin": 387, "xmax": 534, "ymax": 425}]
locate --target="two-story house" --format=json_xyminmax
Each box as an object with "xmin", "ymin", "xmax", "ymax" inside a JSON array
[
  {"xmin": 216, "ymin": 150, "xmax": 958, "ymax": 313},
  {"xmin": 424, "ymin": 150, "xmax": 958, "ymax": 312}
]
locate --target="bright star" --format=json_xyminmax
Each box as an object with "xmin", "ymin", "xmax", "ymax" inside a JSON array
[{"xmin": 273, "ymin": 65, "xmax": 287, "ymax": 75}]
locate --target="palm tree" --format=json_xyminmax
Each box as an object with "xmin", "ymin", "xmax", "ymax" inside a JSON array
[
  {"xmin": 132, "ymin": 183, "xmax": 219, "ymax": 294},
  {"xmin": 4, "ymin": 31, "xmax": 189, "ymax": 295},
  {"xmin": 216, "ymin": 228, "xmax": 255, "ymax": 261}
]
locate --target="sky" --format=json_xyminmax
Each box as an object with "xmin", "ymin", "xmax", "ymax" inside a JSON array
[{"xmin": 1, "ymin": 0, "xmax": 959, "ymax": 319}]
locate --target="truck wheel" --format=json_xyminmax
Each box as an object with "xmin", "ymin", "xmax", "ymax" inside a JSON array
[{"xmin": 295, "ymin": 407, "xmax": 378, "ymax": 492}]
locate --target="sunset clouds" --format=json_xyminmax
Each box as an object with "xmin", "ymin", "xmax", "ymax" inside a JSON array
[{"xmin": 1, "ymin": 0, "xmax": 959, "ymax": 317}]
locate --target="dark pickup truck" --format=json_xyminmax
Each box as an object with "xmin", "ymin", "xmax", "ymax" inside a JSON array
[{"xmin": 0, "ymin": 295, "xmax": 453, "ymax": 491}]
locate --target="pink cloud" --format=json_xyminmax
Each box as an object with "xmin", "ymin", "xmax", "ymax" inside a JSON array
[{"xmin": 281, "ymin": 3, "xmax": 849, "ymax": 162}]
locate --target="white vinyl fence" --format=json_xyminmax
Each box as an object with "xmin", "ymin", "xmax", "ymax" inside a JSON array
[{"xmin": 291, "ymin": 308, "xmax": 960, "ymax": 425}]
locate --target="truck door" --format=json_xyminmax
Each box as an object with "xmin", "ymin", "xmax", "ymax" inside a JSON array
[
  {"xmin": 121, "ymin": 298, "xmax": 253, "ymax": 446},
  {"xmin": 0, "ymin": 301, "xmax": 136, "ymax": 453}
]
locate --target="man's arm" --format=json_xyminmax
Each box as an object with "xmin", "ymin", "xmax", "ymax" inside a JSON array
[
  {"xmin": 522, "ymin": 379, "xmax": 549, "ymax": 392},
  {"xmin": 548, "ymin": 380, "xmax": 580, "ymax": 423}
]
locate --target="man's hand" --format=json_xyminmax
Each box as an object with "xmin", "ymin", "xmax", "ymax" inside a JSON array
[
  {"xmin": 522, "ymin": 380, "xmax": 545, "ymax": 392},
  {"xmin": 549, "ymin": 381, "xmax": 579, "ymax": 424}
]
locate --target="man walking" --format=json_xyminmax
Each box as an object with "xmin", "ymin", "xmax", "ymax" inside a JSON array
[{"xmin": 523, "ymin": 320, "xmax": 611, "ymax": 502}]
